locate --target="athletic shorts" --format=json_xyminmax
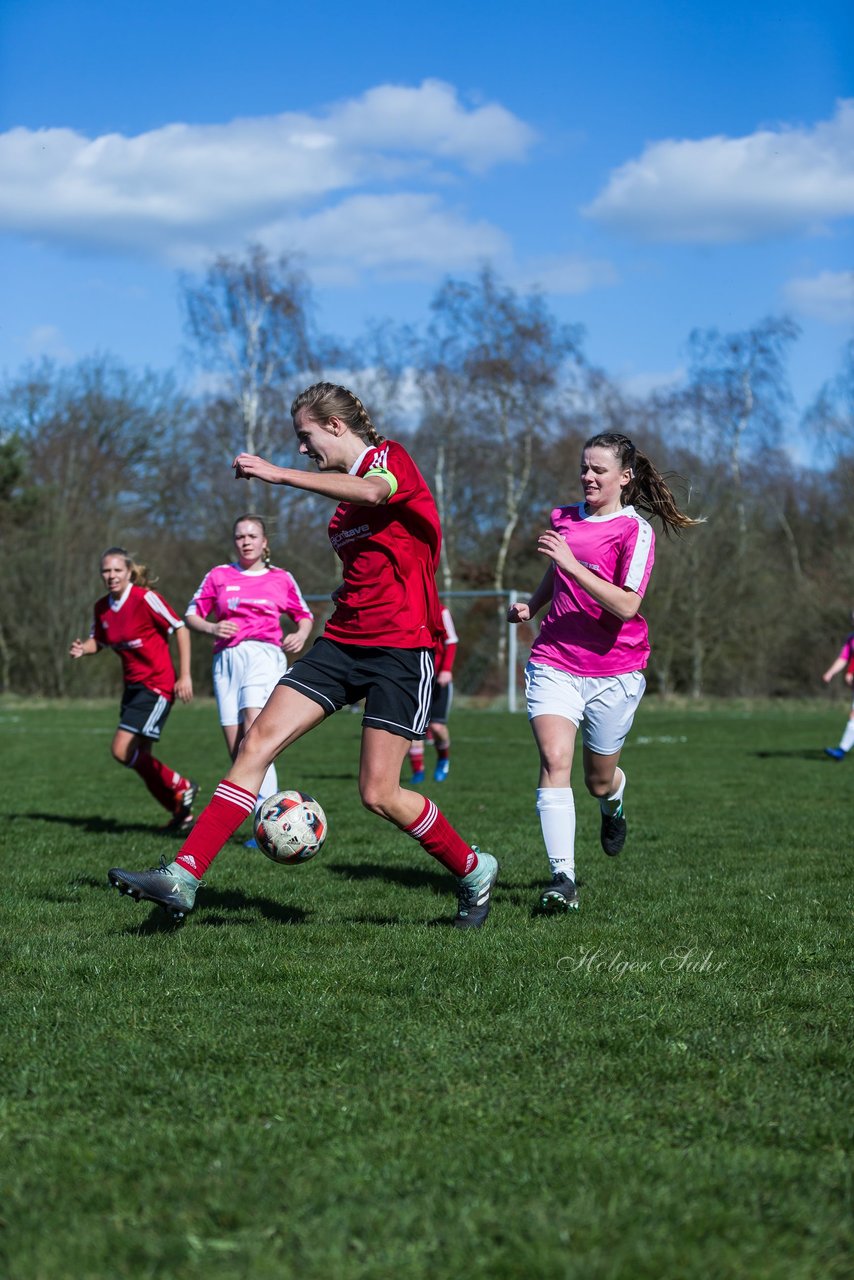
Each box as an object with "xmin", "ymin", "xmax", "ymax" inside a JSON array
[
  {"xmin": 118, "ymin": 683, "xmax": 173, "ymax": 742},
  {"xmin": 213, "ymin": 640, "xmax": 287, "ymax": 726},
  {"xmin": 524, "ymin": 661, "xmax": 646, "ymax": 756},
  {"xmin": 280, "ymin": 637, "xmax": 434, "ymax": 741},
  {"xmin": 429, "ymin": 678, "xmax": 453, "ymax": 724}
]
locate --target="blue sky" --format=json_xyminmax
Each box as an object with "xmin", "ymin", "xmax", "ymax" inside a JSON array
[{"xmin": 0, "ymin": 0, "xmax": 851, "ymax": 418}]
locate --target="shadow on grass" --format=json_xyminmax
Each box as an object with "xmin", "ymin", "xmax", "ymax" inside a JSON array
[
  {"xmin": 328, "ymin": 860, "xmax": 449, "ymax": 894},
  {"xmin": 11, "ymin": 811, "xmax": 180, "ymax": 837},
  {"xmin": 119, "ymin": 887, "xmax": 309, "ymax": 935},
  {"xmin": 754, "ymin": 749, "xmax": 834, "ymax": 761}
]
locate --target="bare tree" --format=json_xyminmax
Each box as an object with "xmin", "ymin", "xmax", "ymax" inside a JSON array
[
  {"xmin": 181, "ymin": 245, "xmax": 322, "ymax": 509},
  {"xmin": 0, "ymin": 357, "xmax": 190, "ymax": 695}
]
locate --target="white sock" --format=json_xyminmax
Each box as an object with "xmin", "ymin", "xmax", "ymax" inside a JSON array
[
  {"xmin": 600, "ymin": 768, "xmax": 626, "ymax": 815},
  {"xmin": 536, "ymin": 787, "xmax": 576, "ymax": 881},
  {"xmin": 258, "ymin": 763, "xmax": 279, "ymax": 804},
  {"xmin": 840, "ymin": 722, "xmax": 854, "ymax": 753}
]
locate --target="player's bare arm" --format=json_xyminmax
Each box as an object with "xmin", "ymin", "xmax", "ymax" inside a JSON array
[
  {"xmin": 173, "ymin": 627, "xmax": 194, "ymax": 703},
  {"xmin": 508, "ymin": 564, "xmax": 555, "ymax": 624},
  {"xmin": 69, "ymin": 636, "xmax": 98, "ymax": 659},
  {"xmin": 233, "ymin": 453, "xmax": 391, "ymax": 506},
  {"xmin": 537, "ymin": 529, "xmax": 641, "ymax": 622},
  {"xmin": 185, "ymin": 612, "xmax": 239, "ymax": 640}
]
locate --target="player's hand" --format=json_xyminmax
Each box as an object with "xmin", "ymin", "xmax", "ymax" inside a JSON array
[
  {"xmin": 214, "ymin": 620, "xmax": 239, "ymax": 639},
  {"xmin": 281, "ymin": 634, "xmax": 305, "ymax": 655},
  {"xmin": 436, "ymin": 670, "xmax": 452, "ymax": 687},
  {"xmin": 174, "ymin": 676, "xmax": 193, "ymax": 703},
  {"xmin": 233, "ymin": 453, "xmax": 281, "ymax": 484},
  {"xmin": 822, "ymin": 671, "xmax": 833, "ymax": 684},
  {"xmin": 845, "ymin": 673, "xmax": 853, "ymax": 687},
  {"xmin": 508, "ymin": 602, "xmax": 531, "ymax": 624},
  {"xmin": 537, "ymin": 528, "xmax": 579, "ymax": 575},
  {"xmin": 69, "ymin": 638, "xmax": 85, "ymax": 659}
]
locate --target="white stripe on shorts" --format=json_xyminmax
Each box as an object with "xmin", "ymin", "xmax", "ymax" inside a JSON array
[
  {"xmin": 414, "ymin": 649, "xmax": 433, "ymax": 734},
  {"xmin": 141, "ymin": 695, "xmax": 168, "ymax": 738}
]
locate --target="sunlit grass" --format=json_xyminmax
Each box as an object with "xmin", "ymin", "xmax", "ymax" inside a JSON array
[{"xmin": 1, "ymin": 698, "xmax": 851, "ymax": 1278}]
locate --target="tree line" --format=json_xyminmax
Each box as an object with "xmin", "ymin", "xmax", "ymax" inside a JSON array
[{"xmin": 1, "ymin": 247, "xmax": 852, "ymax": 700}]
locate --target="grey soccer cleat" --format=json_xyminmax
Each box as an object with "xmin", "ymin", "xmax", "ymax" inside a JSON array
[
  {"xmin": 453, "ymin": 848, "xmax": 499, "ymax": 929},
  {"xmin": 108, "ymin": 858, "xmax": 199, "ymax": 921},
  {"xmin": 537, "ymin": 871, "xmax": 579, "ymax": 914}
]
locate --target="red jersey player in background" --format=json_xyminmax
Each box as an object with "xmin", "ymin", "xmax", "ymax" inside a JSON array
[
  {"xmin": 108, "ymin": 383, "xmax": 498, "ymax": 928},
  {"xmin": 69, "ymin": 547, "xmax": 199, "ymax": 832},
  {"xmin": 407, "ymin": 602, "xmax": 458, "ymax": 783},
  {"xmin": 821, "ymin": 613, "xmax": 854, "ymax": 760}
]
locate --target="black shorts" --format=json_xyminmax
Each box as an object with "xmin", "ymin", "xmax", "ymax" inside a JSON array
[
  {"xmin": 118, "ymin": 684, "xmax": 173, "ymax": 741},
  {"xmin": 279, "ymin": 637, "xmax": 434, "ymax": 741},
  {"xmin": 429, "ymin": 679, "xmax": 453, "ymax": 724}
]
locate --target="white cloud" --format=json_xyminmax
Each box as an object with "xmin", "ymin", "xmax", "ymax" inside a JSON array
[
  {"xmin": 784, "ymin": 270, "xmax": 854, "ymax": 323},
  {"xmin": 23, "ymin": 324, "xmax": 74, "ymax": 361},
  {"xmin": 585, "ymin": 99, "xmax": 854, "ymax": 243},
  {"xmin": 258, "ymin": 194, "xmax": 510, "ymax": 282},
  {"xmin": 513, "ymin": 254, "xmax": 619, "ymax": 295},
  {"xmin": 0, "ymin": 80, "xmax": 534, "ymax": 274},
  {"xmin": 618, "ymin": 366, "xmax": 686, "ymax": 399}
]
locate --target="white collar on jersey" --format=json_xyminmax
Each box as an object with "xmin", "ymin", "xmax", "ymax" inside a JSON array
[
  {"xmin": 349, "ymin": 445, "xmax": 372, "ymax": 476},
  {"xmin": 578, "ymin": 502, "xmax": 638, "ymax": 522},
  {"xmin": 110, "ymin": 583, "xmax": 133, "ymax": 610}
]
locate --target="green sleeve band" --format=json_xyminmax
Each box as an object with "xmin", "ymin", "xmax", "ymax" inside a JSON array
[{"xmin": 364, "ymin": 465, "xmax": 398, "ymax": 500}]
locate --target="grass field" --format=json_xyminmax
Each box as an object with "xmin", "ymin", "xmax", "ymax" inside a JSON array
[{"xmin": 2, "ymin": 697, "xmax": 852, "ymax": 1279}]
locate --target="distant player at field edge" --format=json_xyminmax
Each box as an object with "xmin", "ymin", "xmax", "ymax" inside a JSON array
[{"xmin": 821, "ymin": 614, "xmax": 854, "ymax": 760}]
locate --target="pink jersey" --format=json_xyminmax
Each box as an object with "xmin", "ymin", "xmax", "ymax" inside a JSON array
[
  {"xmin": 836, "ymin": 635, "xmax": 854, "ymax": 663},
  {"xmin": 92, "ymin": 584, "xmax": 183, "ymax": 698},
  {"xmin": 186, "ymin": 564, "xmax": 313, "ymax": 655},
  {"xmin": 530, "ymin": 503, "xmax": 655, "ymax": 677}
]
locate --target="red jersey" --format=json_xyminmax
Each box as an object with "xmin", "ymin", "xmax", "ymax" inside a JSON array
[
  {"xmin": 435, "ymin": 604, "xmax": 459, "ymax": 675},
  {"xmin": 92, "ymin": 584, "xmax": 184, "ymax": 698},
  {"xmin": 324, "ymin": 440, "xmax": 444, "ymax": 649}
]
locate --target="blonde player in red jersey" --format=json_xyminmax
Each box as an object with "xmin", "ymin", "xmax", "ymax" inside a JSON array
[
  {"xmin": 69, "ymin": 548, "xmax": 199, "ymax": 832},
  {"xmin": 108, "ymin": 384, "xmax": 498, "ymax": 927}
]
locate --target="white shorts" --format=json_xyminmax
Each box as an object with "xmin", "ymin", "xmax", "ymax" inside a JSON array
[
  {"xmin": 213, "ymin": 641, "xmax": 287, "ymax": 727},
  {"xmin": 524, "ymin": 661, "xmax": 646, "ymax": 755}
]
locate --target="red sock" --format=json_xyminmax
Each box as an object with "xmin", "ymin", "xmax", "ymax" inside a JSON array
[
  {"xmin": 436, "ymin": 744, "xmax": 450, "ymax": 762},
  {"xmin": 173, "ymin": 781, "xmax": 256, "ymax": 879},
  {"xmin": 404, "ymin": 797, "xmax": 477, "ymax": 877},
  {"xmin": 130, "ymin": 749, "xmax": 188, "ymax": 813},
  {"xmin": 408, "ymin": 742, "xmax": 425, "ymax": 773}
]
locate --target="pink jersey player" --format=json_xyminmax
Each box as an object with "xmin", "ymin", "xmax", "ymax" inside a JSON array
[
  {"xmin": 821, "ymin": 619, "xmax": 854, "ymax": 760},
  {"xmin": 185, "ymin": 514, "xmax": 314, "ymax": 807},
  {"xmin": 509, "ymin": 432, "xmax": 700, "ymax": 915}
]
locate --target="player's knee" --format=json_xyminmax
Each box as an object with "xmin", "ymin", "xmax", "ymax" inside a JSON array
[
  {"xmin": 584, "ymin": 772, "xmax": 612, "ymax": 798},
  {"xmin": 358, "ymin": 780, "xmax": 394, "ymax": 819}
]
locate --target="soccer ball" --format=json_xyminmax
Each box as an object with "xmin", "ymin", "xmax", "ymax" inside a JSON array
[{"xmin": 254, "ymin": 790, "xmax": 328, "ymax": 864}]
